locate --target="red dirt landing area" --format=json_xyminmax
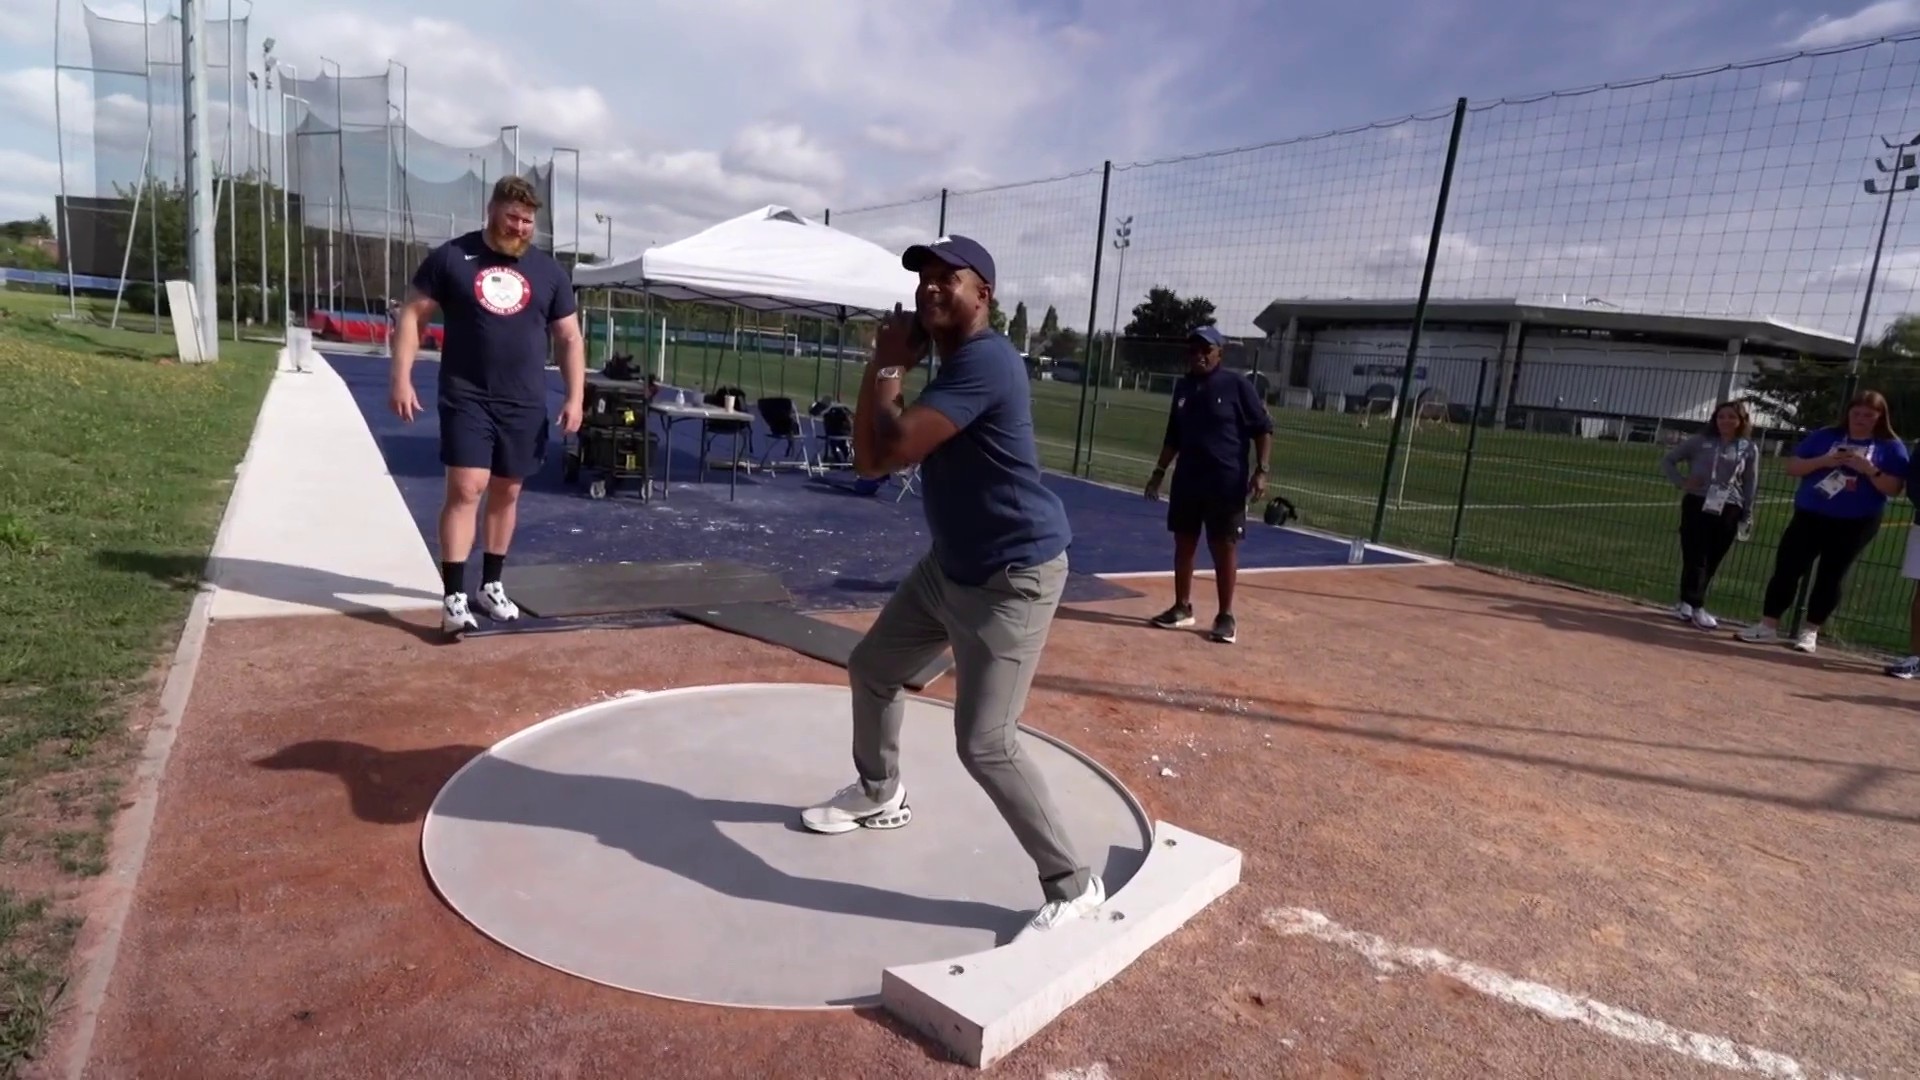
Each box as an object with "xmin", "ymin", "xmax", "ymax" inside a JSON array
[{"xmin": 64, "ymin": 564, "xmax": 1920, "ymax": 1079}]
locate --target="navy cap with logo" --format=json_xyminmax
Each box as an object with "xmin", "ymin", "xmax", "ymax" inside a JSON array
[
  {"xmin": 903, "ymin": 235, "xmax": 997, "ymax": 290},
  {"xmin": 1188, "ymin": 325, "xmax": 1227, "ymax": 348}
]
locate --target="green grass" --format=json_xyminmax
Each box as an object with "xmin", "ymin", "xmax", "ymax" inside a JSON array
[
  {"xmin": 0, "ymin": 289, "xmax": 276, "ymax": 1076},
  {"xmin": 635, "ymin": 336, "xmax": 1914, "ymax": 655}
]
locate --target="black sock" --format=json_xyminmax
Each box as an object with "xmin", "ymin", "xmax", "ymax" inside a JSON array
[
  {"xmin": 441, "ymin": 559, "xmax": 466, "ymax": 597},
  {"xmin": 482, "ymin": 552, "xmax": 506, "ymax": 586}
]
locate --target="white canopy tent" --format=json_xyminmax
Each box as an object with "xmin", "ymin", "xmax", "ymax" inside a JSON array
[
  {"xmin": 570, "ymin": 205, "xmax": 921, "ymax": 398},
  {"xmin": 572, "ymin": 205, "xmax": 919, "ymax": 319}
]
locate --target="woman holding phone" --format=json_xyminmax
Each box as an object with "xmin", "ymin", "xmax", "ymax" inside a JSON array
[
  {"xmin": 1738, "ymin": 391, "xmax": 1909, "ymax": 653},
  {"xmin": 1661, "ymin": 400, "xmax": 1760, "ymax": 630}
]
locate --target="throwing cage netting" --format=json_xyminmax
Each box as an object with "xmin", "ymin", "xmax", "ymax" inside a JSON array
[{"xmin": 54, "ymin": 0, "xmax": 566, "ymax": 332}]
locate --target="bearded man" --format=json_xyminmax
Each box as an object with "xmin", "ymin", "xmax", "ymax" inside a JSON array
[{"xmin": 391, "ymin": 175, "xmax": 585, "ymax": 637}]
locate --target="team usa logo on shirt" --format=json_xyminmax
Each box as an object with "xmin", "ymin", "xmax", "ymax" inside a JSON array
[{"xmin": 474, "ymin": 266, "xmax": 531, "ymax": 316}]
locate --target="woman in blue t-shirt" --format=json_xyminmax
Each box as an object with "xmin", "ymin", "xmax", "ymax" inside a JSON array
[{"xmin": 1738, "ymin": 390, "xmax": 1909, "ymax": 653}]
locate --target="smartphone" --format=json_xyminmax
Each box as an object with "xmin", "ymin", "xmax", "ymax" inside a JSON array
[{"xmin": 895, "ymin": 302, "xmax": 929, "ymax": 354}]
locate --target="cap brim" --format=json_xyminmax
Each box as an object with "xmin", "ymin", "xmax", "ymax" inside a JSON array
[{"xmin": 903, "ymin": 244, "xmax": 966, "ymax": 273}]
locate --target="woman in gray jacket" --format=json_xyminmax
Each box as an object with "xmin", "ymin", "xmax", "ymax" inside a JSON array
[{"xmin": 1660, "ymin": 400, "xmax": 1761, "ymax": 630}]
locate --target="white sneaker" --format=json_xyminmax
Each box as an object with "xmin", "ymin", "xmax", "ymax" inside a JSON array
[
  {"xmin": 1691, "ymin": 608, "xmax": 1718, "ymax": 631},
  {"xmin": 799, "ymin": 780, "xmax": 911, "ymax": 834},
  {"xmin": 442, "ymin": 592, "xmax": 478, "ymax": 636},
  {"xmin": 476, "ymin": 580, "xmax": 520, "ymax": 621},
  {"xmin": 1014, "ymin": 876, "xmax": 1106, "ymax": 942},
  {"xmin": 1793, "ymin": 628, "xmax": 1819, "ymax": 653},
  {"xmin": 1737, "ymin": 623, "xmax": 1778, "ymax": 644},
  {"xmin": 1674, "ymin": 602, "xmax": 1694, "ymax": 621},
  {"xmin": 1886, "ymin": 655, "xmax": 1920, "ymax": 679}
]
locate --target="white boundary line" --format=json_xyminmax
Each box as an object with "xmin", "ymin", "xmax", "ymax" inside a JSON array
[
  {"xmin": 51, "ymin": 362, "xmax": 290, "ymax": 1079},
  {"xmin": 1264, "ymin": 908, "xmax": 1860, "ymax": 1080}
]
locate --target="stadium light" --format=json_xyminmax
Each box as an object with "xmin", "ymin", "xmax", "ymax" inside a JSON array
[{"xmin": 1849, "ymin": 132, "xmax": 1920, "ymax": 379}]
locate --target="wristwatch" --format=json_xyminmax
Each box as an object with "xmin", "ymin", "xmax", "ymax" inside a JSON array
[{"xmin": 876, "ymin": 366, "xmax": 904, "ymax": 381}]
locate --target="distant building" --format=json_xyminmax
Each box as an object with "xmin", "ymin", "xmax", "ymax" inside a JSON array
[{"xmin": 1249, "ymin": 297, "xmax": 1854, "ymax": 432}]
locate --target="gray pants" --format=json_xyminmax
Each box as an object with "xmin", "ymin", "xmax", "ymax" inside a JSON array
[{"xmin": 848, "ymin": 550, "xmax": 1090, "ymax": 903}]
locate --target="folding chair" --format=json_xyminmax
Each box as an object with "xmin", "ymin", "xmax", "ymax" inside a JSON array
[
  {"xmin": 756, "ymin": 396, "xmax": 816, "ymax": 474},
  {"xmin": 809, "ymin": 399, "xmax": 854, "ymax": 469}
]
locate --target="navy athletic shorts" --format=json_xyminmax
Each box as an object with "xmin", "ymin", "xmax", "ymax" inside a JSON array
[
  {"xmin": 1167, "ymin": 491, "xmax": 1246, "ymax": 544},
  {"xmin": 438, "ymin": 394, "xmax": 550, "ymax": 480}
]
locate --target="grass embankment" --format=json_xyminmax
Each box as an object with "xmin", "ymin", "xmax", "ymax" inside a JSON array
[{"xmin": 0, "ymin": 290, "xmax": 275, "ymax": 1076}]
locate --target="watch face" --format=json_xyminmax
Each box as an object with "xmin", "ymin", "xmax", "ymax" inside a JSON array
[{"xmin": 877, "ymin": 367, "xmax": 903, "ymax": 380}]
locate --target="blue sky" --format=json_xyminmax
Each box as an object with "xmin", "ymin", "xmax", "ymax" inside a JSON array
[{"xmin": 5, "ymin": 0, "xmax": 1920, "ymax": 339}]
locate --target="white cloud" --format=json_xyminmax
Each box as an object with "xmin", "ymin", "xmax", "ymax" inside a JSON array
[
  {"xmin": 723, "ymin": 122, "xmax": 843, "ymax": 188},
  {"xmin": 1791, "ymin": 0, "xmax": 1920, "ymax": 47}
]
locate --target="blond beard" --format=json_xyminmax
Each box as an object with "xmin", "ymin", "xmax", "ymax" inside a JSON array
[{"xmin": 485, "ymin": 226, "xmax": 531, "ymax": 258}]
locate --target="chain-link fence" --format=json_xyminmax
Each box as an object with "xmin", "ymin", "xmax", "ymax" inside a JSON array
[
  {"xmin": 806, "ymin": 31, "xmax": 1920, "ymax": 656},
  {"xmin": 52, "ymin": 0, "xmax": 573, "ymax": 333}
]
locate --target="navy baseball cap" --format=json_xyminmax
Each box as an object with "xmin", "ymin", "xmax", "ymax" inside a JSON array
[
  {"xmin": 903, "ymin": 235, "xmax": 996, "ymax": 289},
  {"xmin": 1188, "ymin": 325, "xmax": 1227, "ymax": 347}
]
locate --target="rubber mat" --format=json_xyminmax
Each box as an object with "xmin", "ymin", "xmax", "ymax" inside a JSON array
[
  {"xmin": 673, "ymin": 603, "xmax": 954, "ymax": 690},
  {"xmin": 508, "ymin": 560, "xmax": 790, "ymax": 619}
]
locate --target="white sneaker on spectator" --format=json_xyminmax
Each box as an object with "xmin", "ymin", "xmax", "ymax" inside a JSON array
[
  {"xmin": 1737, "ymin": 622, "xmax": 1777, "ymax": 644},
  {"xmin": 1674, "ymin": 602, "xmax": 1694, "ymax": 621},
  {"xmin": 1691, "ymin": 608, "xmax": 1718, "ymax": 630},
  {"xmin": 1793, "ymin": 628, "xmax": 1819, "ymax": 653}
]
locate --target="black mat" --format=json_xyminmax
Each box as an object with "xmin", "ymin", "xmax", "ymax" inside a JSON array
[
  {"xmin": 672, "ymin": 603, "xmax": 954, "ymax": 690},
  {"xmin": 510, "ymin": 560, "xmax": 791, "ymax": 619}
]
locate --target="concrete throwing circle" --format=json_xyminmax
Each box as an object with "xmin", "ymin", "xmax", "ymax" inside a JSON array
[{"xmin": 420, "ymin": 682, "xmax": 1152, "ymax": 1009}]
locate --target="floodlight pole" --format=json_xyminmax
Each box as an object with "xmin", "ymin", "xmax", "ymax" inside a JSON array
[
  {"xmin": 282, "ymin": 91, "xmax": 308, "ymax": 329},
  {"xmin": 553, "ymin": 147, "xmax": 581, "ymax": 264},
  {"xmin": 1850, "ymin": 133, "xmax": 1920, "ymax": 391},
  {"xmin": 594, "ymin": 211, "xmax": 613, "ymax": 359},
  {"xmin": 181, "ymin": 0, "xmax": 220, "ymax": 359}
]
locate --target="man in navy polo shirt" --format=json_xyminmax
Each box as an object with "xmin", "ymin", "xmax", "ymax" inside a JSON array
[
  {"xmin": 798, "ymin": 235, "xmax": 1104, "ymax": 939},
  {"xmin": 1144, "ymin": 325, "xmax": 1273, "ymax": 644},
  {"xmin": 390, "ymin": 175, "xmax": 584, "ymax": 638}
]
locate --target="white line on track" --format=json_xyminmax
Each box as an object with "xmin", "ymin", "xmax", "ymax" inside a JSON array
[{"xmin": 1263, "ymin": 908, "xmax": 1860, "ymax": 1080}]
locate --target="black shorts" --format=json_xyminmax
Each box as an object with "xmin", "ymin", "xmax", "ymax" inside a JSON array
[
  {"xmin": 439, "ymin": 395, "xmax": 550, "ymax": 480},
  {"xmin": 1167, "ymin": 492, "xmax": 1246, "ymax": 543}
]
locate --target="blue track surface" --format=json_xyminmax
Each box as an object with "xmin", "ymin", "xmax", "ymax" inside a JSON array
[{"xmin": 331, "ymin": 354, "xmax": 1416, "ymax": 630}]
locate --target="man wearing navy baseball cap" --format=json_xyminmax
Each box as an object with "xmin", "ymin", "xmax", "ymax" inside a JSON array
[
  {"xmin": 1143, "ymin": 324, "xmax": 1274, "ymax": 644},
  {"xmin": 797, "ymin": 233, "xmax": 1104, "ymax": 939}
]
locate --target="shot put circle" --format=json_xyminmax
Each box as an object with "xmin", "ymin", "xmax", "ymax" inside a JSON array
[{"xmin": 419, "ymin": 682, "xmax": 1152, "ymax": 1009}]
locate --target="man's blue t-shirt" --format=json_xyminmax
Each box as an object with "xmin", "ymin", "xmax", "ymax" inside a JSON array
[
  {"xmin": 1791, "ymin": 426, "xmax": 1912, "ymax": 519},
  {"xmin": 1163, "ymin": 366, "xmax": 1274, "ymax": 500},
  {"xmin": 912, "ymin": 330, "xmax": 1072, "ymax": 586},
  {"xmin": 410, "ymin": 231, "xmax": 576, "ymax": 405}
]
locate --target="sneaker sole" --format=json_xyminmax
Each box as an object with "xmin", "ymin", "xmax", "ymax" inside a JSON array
[
  {"xmin": 1210, "ymin": 632, "xmax": 1236, "ymax": 644},
  {"xmin": 1151, "ymin": 618, "xmax": 1196, "ymax": 629},
  {"xmin": 1888, "ymin": 669, "xmax": 1917, "ymax": 680},
  {"xmin": 800, "ymin": 802, "xmax": 912, "ymax": 834}
]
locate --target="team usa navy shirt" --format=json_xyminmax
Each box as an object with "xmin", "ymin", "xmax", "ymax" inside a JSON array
[
  {"xmin": 411, "ymin": 231, "xmax": 577, "ymax": 405},
  {"xmin": 913, "ymin": 329, "xmax": 1073, "ymax": 585},
  {"xmin": 1163, "ymin": 365, "xmax": 1274, "ymax": 499}
]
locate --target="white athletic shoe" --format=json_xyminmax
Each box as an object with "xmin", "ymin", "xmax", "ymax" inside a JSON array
[
  {"xmin": 1793, "ymin": 628, "xmax": 1819, "ymax": 654},
  {"xmin": 1737, "ymin": 622, "xmax": 1778, "ymax": 644},
  {"xmin": 476, "ymin": 580, "xmax": 520, "ymax": 622},
  {"xmin": 1674, "ymin": 602, "xmax": 1694, "ymax": 622},
  {"xmin": 799, "ymin": 780, "xmax": 911, "ymax": 834},
  {"xmin": 1014, "ymin": 876, "xmax": 1106, "ymax": 942},
  {"xmin": 1691, "ymin": 608, "xmax": 1718, "ymax": 631},
  {"xmin": 442, "ymin": 592, "xmax": 479, "ymax": 636}
]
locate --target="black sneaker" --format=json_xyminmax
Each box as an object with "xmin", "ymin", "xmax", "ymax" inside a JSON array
[
  {"xmin": 1209, "ymin": 613, "xmax": 1237, "ymax": 644},
  {"xmin": 1149, "ymin": 603, "xmax": 1195, "ymax": 629}
]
